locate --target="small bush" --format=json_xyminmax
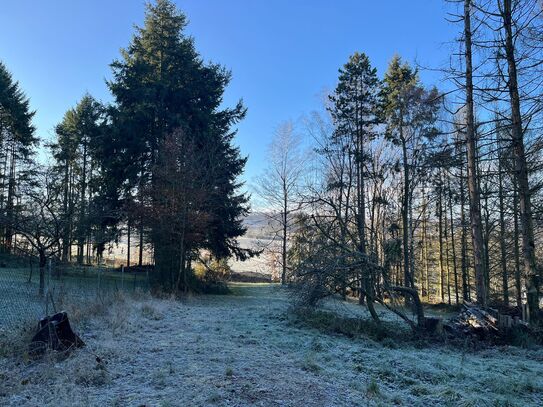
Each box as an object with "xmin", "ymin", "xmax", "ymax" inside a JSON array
[{"xmin": 190, "ymin": 258, "xmax": 232, "ymax": 295}]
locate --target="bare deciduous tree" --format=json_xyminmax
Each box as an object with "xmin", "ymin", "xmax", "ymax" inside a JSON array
[
  {"xmin": 255, "ymin": 121, "xmax": 307, "ymax": 284},
  {"xmin": 0, "ymin": 168, "xmax": 63, "ymax": 295}
]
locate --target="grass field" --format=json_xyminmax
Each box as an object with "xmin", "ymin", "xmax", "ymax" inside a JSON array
[{"xmin": 1, "ymin": 284, "xmax": 542, "ymax": 406}]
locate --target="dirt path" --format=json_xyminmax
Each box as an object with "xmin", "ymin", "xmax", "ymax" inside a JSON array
[{"xmin": 1, "ymin": 284, "xmax": 543, "ymax": 406}]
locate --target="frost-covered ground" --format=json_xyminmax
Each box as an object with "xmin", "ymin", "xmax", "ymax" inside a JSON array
[{"xmin": 1, "ymin": 284, "xmax": 543, "ymax": 406}]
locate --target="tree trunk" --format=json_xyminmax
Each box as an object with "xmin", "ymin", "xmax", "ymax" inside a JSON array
[
  {"xmin": 501, "ymin": 0, "xmax": 539, "ymax": 322},
  {"xmin": 138, "ymin": 219, "xmax": 144, "ymax": 267},
  {"xmin": 4, "ymin": 145, "xmax": 16, "ymax": 251},
  {"xmin": 498, "ymin": 144, "xmax": 509, "ymax": 306},
  {"xmin": 460, "ymin": 165, "xmax": 469, "ymax": 302},
  {"xmin": 483, "ymin": 188, "xmax": 491, "ymax": 300},
  {"xmin": 39, "ymin": 250, "xmax": 46, "ymax": 297},
  {"xmin": 444, "ymin": 190, "xmax": 451, "ymax": 305},
  {"xmin": 61, "ymin": 161, "xmax": 70, "ymax": 262},
  {"xmin": 464, "ymin": 0, "xmax": 487, "ymax": 306},
  {"xmin": 513, "ymin": 181, "xmax": 522, "ymax": 307},
  {"xmin": 281, "ymin": 177, "xmax": 288, "ymax": 285},
  {"xmin": 438, "ymin": 181, "xmax": 445, "ymax": 303},
  {"xmin": 401, "ymin": 139, "xmax": 412, "ymax": 289},
  {"xmin": 176, "ymin": 202, "xmax": 188, "ymax": 292},
  {"xmin": 422, "ymin": 189, "xmax": 430, "ymax": 299},
  {"xmin": 77, "ymin": 140, "xmax": 88, "ymax": 265},
  {"xmin": 448, "ymin": 178, "xmax": 459, "ymax": 304},
  {"xmin": 370, "ymin": 182, "xmax": 377, "ymax": 262},
  {"xmin": 355, "ymin": 111, "xmax": 367, "ymax": 304},
  {"xmin": 127, "ymin": 217, "xmax": 131, "ymax": 267}
]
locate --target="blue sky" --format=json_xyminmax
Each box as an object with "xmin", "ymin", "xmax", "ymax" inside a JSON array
[{"xmin": 0, "ymin": 0, "xmax": 457, "ymax": 187}]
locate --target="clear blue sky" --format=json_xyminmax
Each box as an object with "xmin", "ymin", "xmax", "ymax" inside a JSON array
[{"xmin": 0, "ymin": 0, "xmax": 457, "ymax": 186}]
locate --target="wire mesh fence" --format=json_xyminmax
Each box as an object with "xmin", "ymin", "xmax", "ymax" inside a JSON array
[{"xmin": 0, "ymin": 258, "xmax": 151, "ymax": 331}]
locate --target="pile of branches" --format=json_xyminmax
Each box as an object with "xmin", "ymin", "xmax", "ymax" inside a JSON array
[{"xmin": 443, "ymin": 302, "xmax": 531, "ymax": 341}]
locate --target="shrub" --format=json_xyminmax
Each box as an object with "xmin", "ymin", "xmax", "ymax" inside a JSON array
[{"xmin": 191, "ymin": 257, "xmax": 231, "ymax": 294}]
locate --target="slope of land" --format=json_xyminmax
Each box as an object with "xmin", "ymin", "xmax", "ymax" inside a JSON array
[{"xmin": 1, "ymin": 284, "xmax": 543, "ymax": 406}]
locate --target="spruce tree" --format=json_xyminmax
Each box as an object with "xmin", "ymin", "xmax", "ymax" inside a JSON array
[{"xmin": 108, "ymin": 0, "xmax": 251, "ymax": 289}]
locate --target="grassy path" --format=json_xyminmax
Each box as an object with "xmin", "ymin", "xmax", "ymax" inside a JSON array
[{"xmin": 1, "ymin": 283, "xmax": 543, "ymax": 406}]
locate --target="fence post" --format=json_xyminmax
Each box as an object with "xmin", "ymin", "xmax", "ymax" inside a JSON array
[
  {"xmin": 97, "ymin": 265, "xmax": 102, "ymax": 300},
  {"xmin": 522, "ymin": 303, "xmax": 529, "ymax": 323},
  {"xmin": 45, "ymin": 258, "xmax": 51, "ymax": 316}
]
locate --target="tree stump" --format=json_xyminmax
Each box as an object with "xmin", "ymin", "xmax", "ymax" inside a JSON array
[{"xmin": 29, "ymin": 311, "xmax": 85, "ymax": 356}]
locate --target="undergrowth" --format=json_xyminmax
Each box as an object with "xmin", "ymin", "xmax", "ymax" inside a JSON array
[
  {"xmin": 289, "ymin": 306, "xmax": 420, "ymax": 347},
  {"xmin": 290, "ymin": 305, "xmax": 543, "ymax": 351}
]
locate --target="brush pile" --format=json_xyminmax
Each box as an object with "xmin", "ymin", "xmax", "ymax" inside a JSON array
[{"xmin": 443, "ymin": 302, "xmax": 530, "ymax": 340}]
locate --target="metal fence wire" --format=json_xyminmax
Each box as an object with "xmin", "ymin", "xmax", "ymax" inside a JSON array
[{"xmin": 0, "ymin": 258, "xmax": 150, "ymax": 331}]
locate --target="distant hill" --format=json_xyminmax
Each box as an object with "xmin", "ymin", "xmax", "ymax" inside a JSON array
[
  {"xmin": 228, "ymin": 212, "xmax": 280, "ymax": 276},
  {"xmin": 242, "ymin": 211, "xmax": 279, "ymax": 240}
]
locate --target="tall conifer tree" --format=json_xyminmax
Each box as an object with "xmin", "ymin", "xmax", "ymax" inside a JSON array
[{"xmin": 108, "ymin": 0, "xmax": 251, "ymax": 289}]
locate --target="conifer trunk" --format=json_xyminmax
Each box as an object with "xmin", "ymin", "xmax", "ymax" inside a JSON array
[
  {"xmin": 448, "ymin": 178, "xmax": 459, "ymax": 304},
  {"xmin": 500, "ymin": 0, "xmax": 539, "ymax": 321},
  {"xmin": 497, "ymin": 143, "xmax": 509, "ymax": 306},
  {"xmin": 438, "ymin": 179, "xmax": 445, "ymax": 303},
  {"xmin": 513, "ymin": 181, "xmax": 522, "ymax": 307},
  {"xmin": 464, "ymin": 0, "xmax": 487, "ymax": 306},
  {"xmin": 460, "ymin": 164, "xmax": 469, "ymax": 302}
]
